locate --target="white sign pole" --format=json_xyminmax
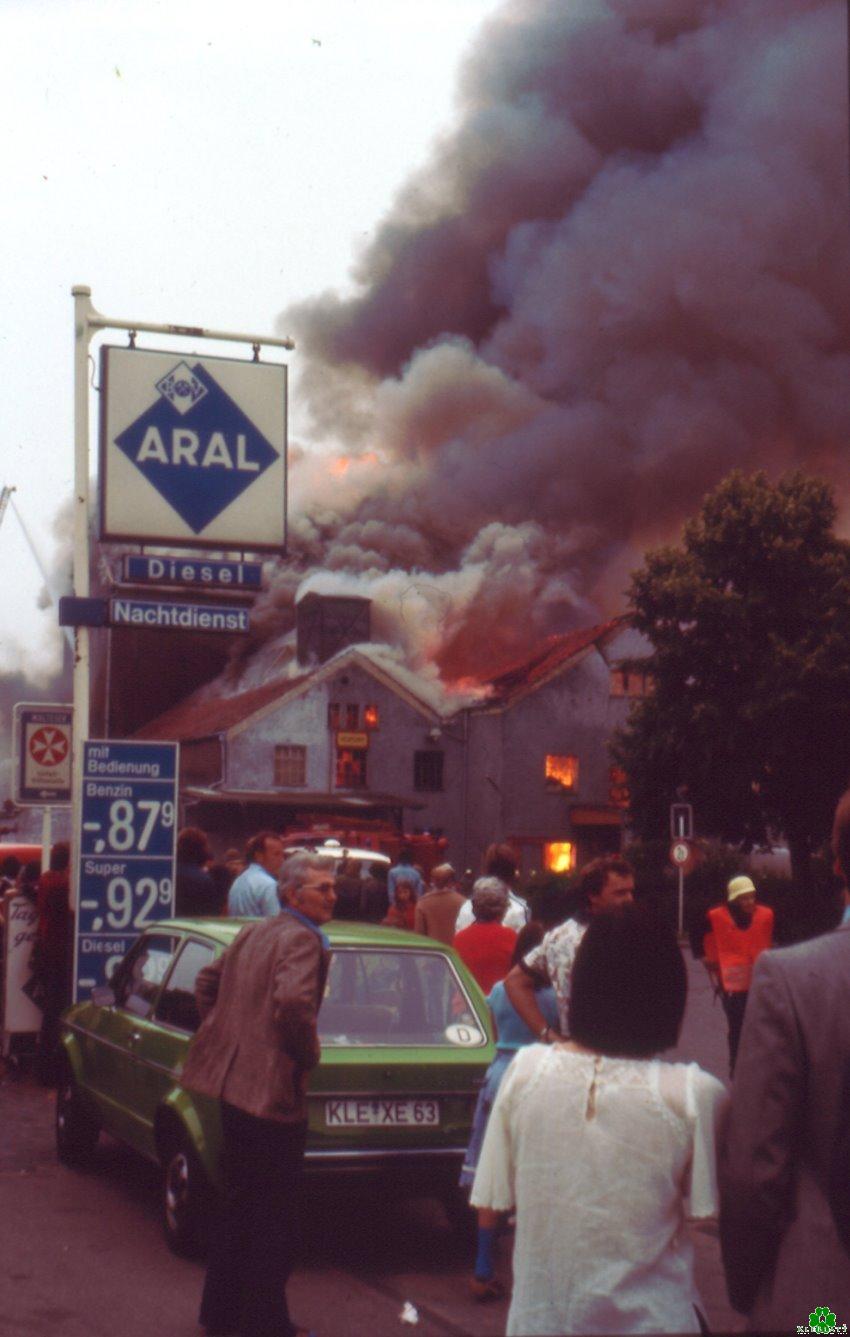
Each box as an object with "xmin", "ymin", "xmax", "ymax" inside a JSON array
[
  {"xmin": 41, "ymin": 808, "xmax": 52, "ymax": 873},
  {"xmin": 69, "ymin": 285, "xmax": 95, "ymax": 913},
  {"xmin": 678, "ymin": 866, "xmax": 684, "ymax": 938}
]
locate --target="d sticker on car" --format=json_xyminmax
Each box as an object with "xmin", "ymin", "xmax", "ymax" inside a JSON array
[{"xmin": 444, "ymin": 1023, "xmax": 483, "ymax": 1046}]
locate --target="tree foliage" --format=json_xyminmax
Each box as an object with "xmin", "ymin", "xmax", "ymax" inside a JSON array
[{"xmin": 614, "ymin": 471, "xmax": 850, "ymax": 881}]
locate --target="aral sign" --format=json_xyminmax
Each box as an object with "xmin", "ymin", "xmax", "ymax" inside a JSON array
[{"xmin": 100, "ymin": 346, "xmax": 286, "ymax": 550}]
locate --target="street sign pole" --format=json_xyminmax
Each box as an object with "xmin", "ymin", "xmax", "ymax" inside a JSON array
[
  {"xmin": 668, "ymin": 838, "xmax": 695, "ymax": 939},
  {"xmin": 69, "ymin": 285, "xmax": 95, "ymax": 913},
  {"xmin": 41, "ymin": 808, "xmax": 51, "ymax": 873},
  {"xmin": 678, "ymin": 866, "xmax": 684, "ymax": 938}
]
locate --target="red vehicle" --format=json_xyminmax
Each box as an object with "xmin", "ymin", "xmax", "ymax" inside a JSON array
[
  {"xmin": 280, "ymin": 819, "xmax": 447, "ymax": 878},
  {"xmin": 0, "ymin": 842, "xmax": 42, "ymax": 871}
]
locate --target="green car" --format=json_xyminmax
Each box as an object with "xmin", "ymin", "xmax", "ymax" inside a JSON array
[{"xmin": 57, "ymin": 918, "xmax": 494, "ymax": 1254}]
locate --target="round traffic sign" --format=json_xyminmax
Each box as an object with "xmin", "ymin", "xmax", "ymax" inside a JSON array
[
  {"xmin": 29, "ymin": 726, "xmax": 70, "ymax": 767},
  {"xmin": 669, "ymin": 840, "xmax": 694, "ymax": 871}
]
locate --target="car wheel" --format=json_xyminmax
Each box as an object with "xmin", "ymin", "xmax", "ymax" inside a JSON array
[
  {"xmin": 55, "ymin": 1065, "xmax": 100, "ymax": 1168},
  {"xmin": 160, "ymin": 1125, "xmax": 213, "ymax": 1258}
]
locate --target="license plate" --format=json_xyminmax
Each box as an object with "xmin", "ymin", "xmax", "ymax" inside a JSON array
[{"xmin": 324, "ymin": 1097, "xmax": 440, "ymax": 1127}]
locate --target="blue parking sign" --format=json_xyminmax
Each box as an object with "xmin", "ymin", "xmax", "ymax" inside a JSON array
[{"xmin": 74, "ymin": 740, "xmax": 179, "ymax": 1001}]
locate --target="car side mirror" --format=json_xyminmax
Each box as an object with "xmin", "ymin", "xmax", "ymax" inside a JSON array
[{"xmin": 91, "ymin": 985, "xmax": 116, "ymax": 1007}]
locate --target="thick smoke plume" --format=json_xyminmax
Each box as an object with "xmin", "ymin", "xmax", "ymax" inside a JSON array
[{"xmin": 249, "ymin": 0, "xmax": 850, "ymax": 687}]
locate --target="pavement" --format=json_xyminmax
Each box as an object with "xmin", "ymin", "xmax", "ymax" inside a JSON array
[
  {"xmin": 0, "ymin": 948, "xmax": 745, "ymax": 1335},
  {"xmin": 665, "ymin": 951, "xmax": 744, "ymax": 1335}
]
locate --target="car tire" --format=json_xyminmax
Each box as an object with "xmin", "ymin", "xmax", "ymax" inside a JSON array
[
  {"xmin": 160, "ymin": 1124, "xmax": 213, "ymax": 1258},
  {"xmin": 55, "ymin": 1064, "xmax": 100, "ymax": 1168}
]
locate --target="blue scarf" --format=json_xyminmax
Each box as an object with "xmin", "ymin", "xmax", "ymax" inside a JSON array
[{"xmin": 279, "ymin": 903, "xmax": 330, "ymax": 950}]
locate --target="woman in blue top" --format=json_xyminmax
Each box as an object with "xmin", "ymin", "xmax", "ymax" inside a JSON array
[{"xmin": 460, "ymin": 921, "xmax": 559, "ymax": 1301}]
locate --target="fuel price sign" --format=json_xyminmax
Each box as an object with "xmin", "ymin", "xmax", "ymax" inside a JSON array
[{"xmin": 74, "ymin": 740, "xmax": 178, "ymax": 1000}]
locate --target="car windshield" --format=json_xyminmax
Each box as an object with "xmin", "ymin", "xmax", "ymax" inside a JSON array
[{"xmin": 318, "ymin": 948, "xmax": 486, "ymax": 1048}]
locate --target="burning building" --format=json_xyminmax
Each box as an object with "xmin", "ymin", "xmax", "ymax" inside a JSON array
[{"xmin": 135, "ymin": 593, "xmax": 650, "ymax": 876}]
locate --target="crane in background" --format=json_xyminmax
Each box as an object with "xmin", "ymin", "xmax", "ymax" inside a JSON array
[{"xmin": 0, "ymin": 484, "xmax": 73, "ymax": 651}]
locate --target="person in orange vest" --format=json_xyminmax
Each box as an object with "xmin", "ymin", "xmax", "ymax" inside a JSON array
[{"xmin": 703, "ymin": 875, "xmax": 773, "ymax": 1073}]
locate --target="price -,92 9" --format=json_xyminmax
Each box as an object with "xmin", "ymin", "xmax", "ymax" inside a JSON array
[
  {"xmin": 96, "ymin": 798, "xmax": 175, "ymax": 853},
  {"xmin": 102, "ymin": 875, "xmax": 174, "ymax": 930}
]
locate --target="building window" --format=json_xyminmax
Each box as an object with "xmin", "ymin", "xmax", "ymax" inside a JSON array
[
  {"xmin": 345, "ymin": 703, "xmax": 359, "ymax": 730},
  {"xmin": 274, "ymin": 744, "xmax": 307, "ymax": 787},
  {"xmin": 414, "ymin": 750, "xmax": 444, "ymax": 792},
  {"xmin": 328, "ymin": 703, "xmax": 341, "ymax": 730},
  {"xmin": 336, "ymin": 747, "xmax": 367, "ymax": 789},
  {"xmin": 544, "ymin": 841, "xmax": 575, "ymax": 874},
  {"xmin": 364, "ymin": 704, "xmax": 379, "ymax": 730},
  {"xmin": 610, "ymin": 668, "xmax": 652, "ymax": 698},
  {"xmin": 545, "ymin": 754, "xmax": 579, "ymax": 792},
  {"xmin": 609, "ymin": 765, "xmax": 630, "ymax": 809}
]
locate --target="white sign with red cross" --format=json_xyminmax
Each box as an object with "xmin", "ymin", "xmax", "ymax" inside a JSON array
[{"xmin": 12, "ymin": 703, "xmax": 73, "ymax": 805}]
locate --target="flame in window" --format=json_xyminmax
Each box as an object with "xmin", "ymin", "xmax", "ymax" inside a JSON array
[
  {"xmin": 364, "ymin": 704, "xmax": 379, "ymax": 729},
  {"xmin": 544, "ymin": 842, "xmax": 575, "ymax": 873},
  {"xmin": 545, "ymin": 754, "xmax": 578, "ymax": 790}
]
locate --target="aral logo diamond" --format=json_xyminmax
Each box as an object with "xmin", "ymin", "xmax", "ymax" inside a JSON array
[
  {"xmin": 155, "ymin": 361, "xmax": 207, "ymax": 415},
  {"xmin": 114, "ymin": 362, "xmax": 278, "ymax": 534}
]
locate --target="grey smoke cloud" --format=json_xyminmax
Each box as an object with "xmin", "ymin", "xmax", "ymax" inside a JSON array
[{"xmin": 264, "ymin": 0, "xmax": 850, "ymax": 683}]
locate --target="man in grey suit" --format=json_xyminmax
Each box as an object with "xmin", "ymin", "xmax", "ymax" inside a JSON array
[
  {"xmin": 182, "ymin": 852, "xmax": 335, "ymax": 1337},
  {"xmin": 720, "ymin": 792, "xmax": 850, "ymax": 1330}
]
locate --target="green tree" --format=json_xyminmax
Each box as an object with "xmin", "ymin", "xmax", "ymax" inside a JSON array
[{"xmin": 614, "ymin": 471, "xmax": 850, "ymax": 883}]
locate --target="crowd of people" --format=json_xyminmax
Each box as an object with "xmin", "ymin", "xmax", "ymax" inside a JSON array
[
  {"xmin": 176, "ymin": 822, "xmax": 849, "ymax": 1335},
  {"xmin": 4, "ymin": 811, "xmax": 849, "ymax": 1334}
]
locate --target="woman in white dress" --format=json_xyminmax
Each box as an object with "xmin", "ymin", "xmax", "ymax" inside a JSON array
[{"xmin": 471, "ymin": 904, "xmax": 728, "ymax": 1336}]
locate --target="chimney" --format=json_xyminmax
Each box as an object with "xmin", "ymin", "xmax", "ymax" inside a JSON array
[{"xmin": 296, "ymin": 593, "xmax": 372, "ymax": 666}]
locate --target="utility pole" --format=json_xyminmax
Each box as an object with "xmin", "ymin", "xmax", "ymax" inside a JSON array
[{"xmin": 69, "ymin": 286, "xmax": 94, "ymax": 913}]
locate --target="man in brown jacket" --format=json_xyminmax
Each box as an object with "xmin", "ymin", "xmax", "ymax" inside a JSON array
[
  {"xmin": 414, "ymin": 863, "xmax": 465, "ymax": 945},
  {"xmin": 182, "ymin": 852, "xmax": 335, "ymax": 1337}
]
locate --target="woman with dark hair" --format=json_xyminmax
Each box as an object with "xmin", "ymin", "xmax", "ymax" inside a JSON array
[
  {"xmin": 461, "ymin": 922, "xmax": 559, "ymax": 1302},
  {"xmin": 175, "ymin": 827, "xmax": 220, "ymax": 917},
  {"xmin": 471, "ymin": 904, "xmax": 727, "ymax": 1335},
  {"xmin": 382, "ymin": 878, "xmax": 416, "ymax": 931}
]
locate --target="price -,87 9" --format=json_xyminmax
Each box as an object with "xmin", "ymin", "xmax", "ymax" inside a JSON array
[
  {"xmin": 85, "ymin": 798, "xmax": 175, "ymax": 855},
  {"xmin": 97, "ymin": 876, "xmax": 174, "ymax": 930}
]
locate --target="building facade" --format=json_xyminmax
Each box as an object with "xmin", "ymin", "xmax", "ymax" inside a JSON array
[{"xmin": 135, "ymin": 596, "xmax": 651, "ymax": 876}]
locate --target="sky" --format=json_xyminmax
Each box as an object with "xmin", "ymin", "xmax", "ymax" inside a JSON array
[
  {"xmin": 0, "ymin": 0, "xmax": 498, "ymax": 684},
  {"xmin": 4, "ymin": 0, "xmax": 849, "ymax": 712}
]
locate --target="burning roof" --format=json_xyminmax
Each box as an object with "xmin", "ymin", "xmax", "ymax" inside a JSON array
[{"xmin": 482, "ymin": 617, "xmax": 627, "ymax": 706}]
